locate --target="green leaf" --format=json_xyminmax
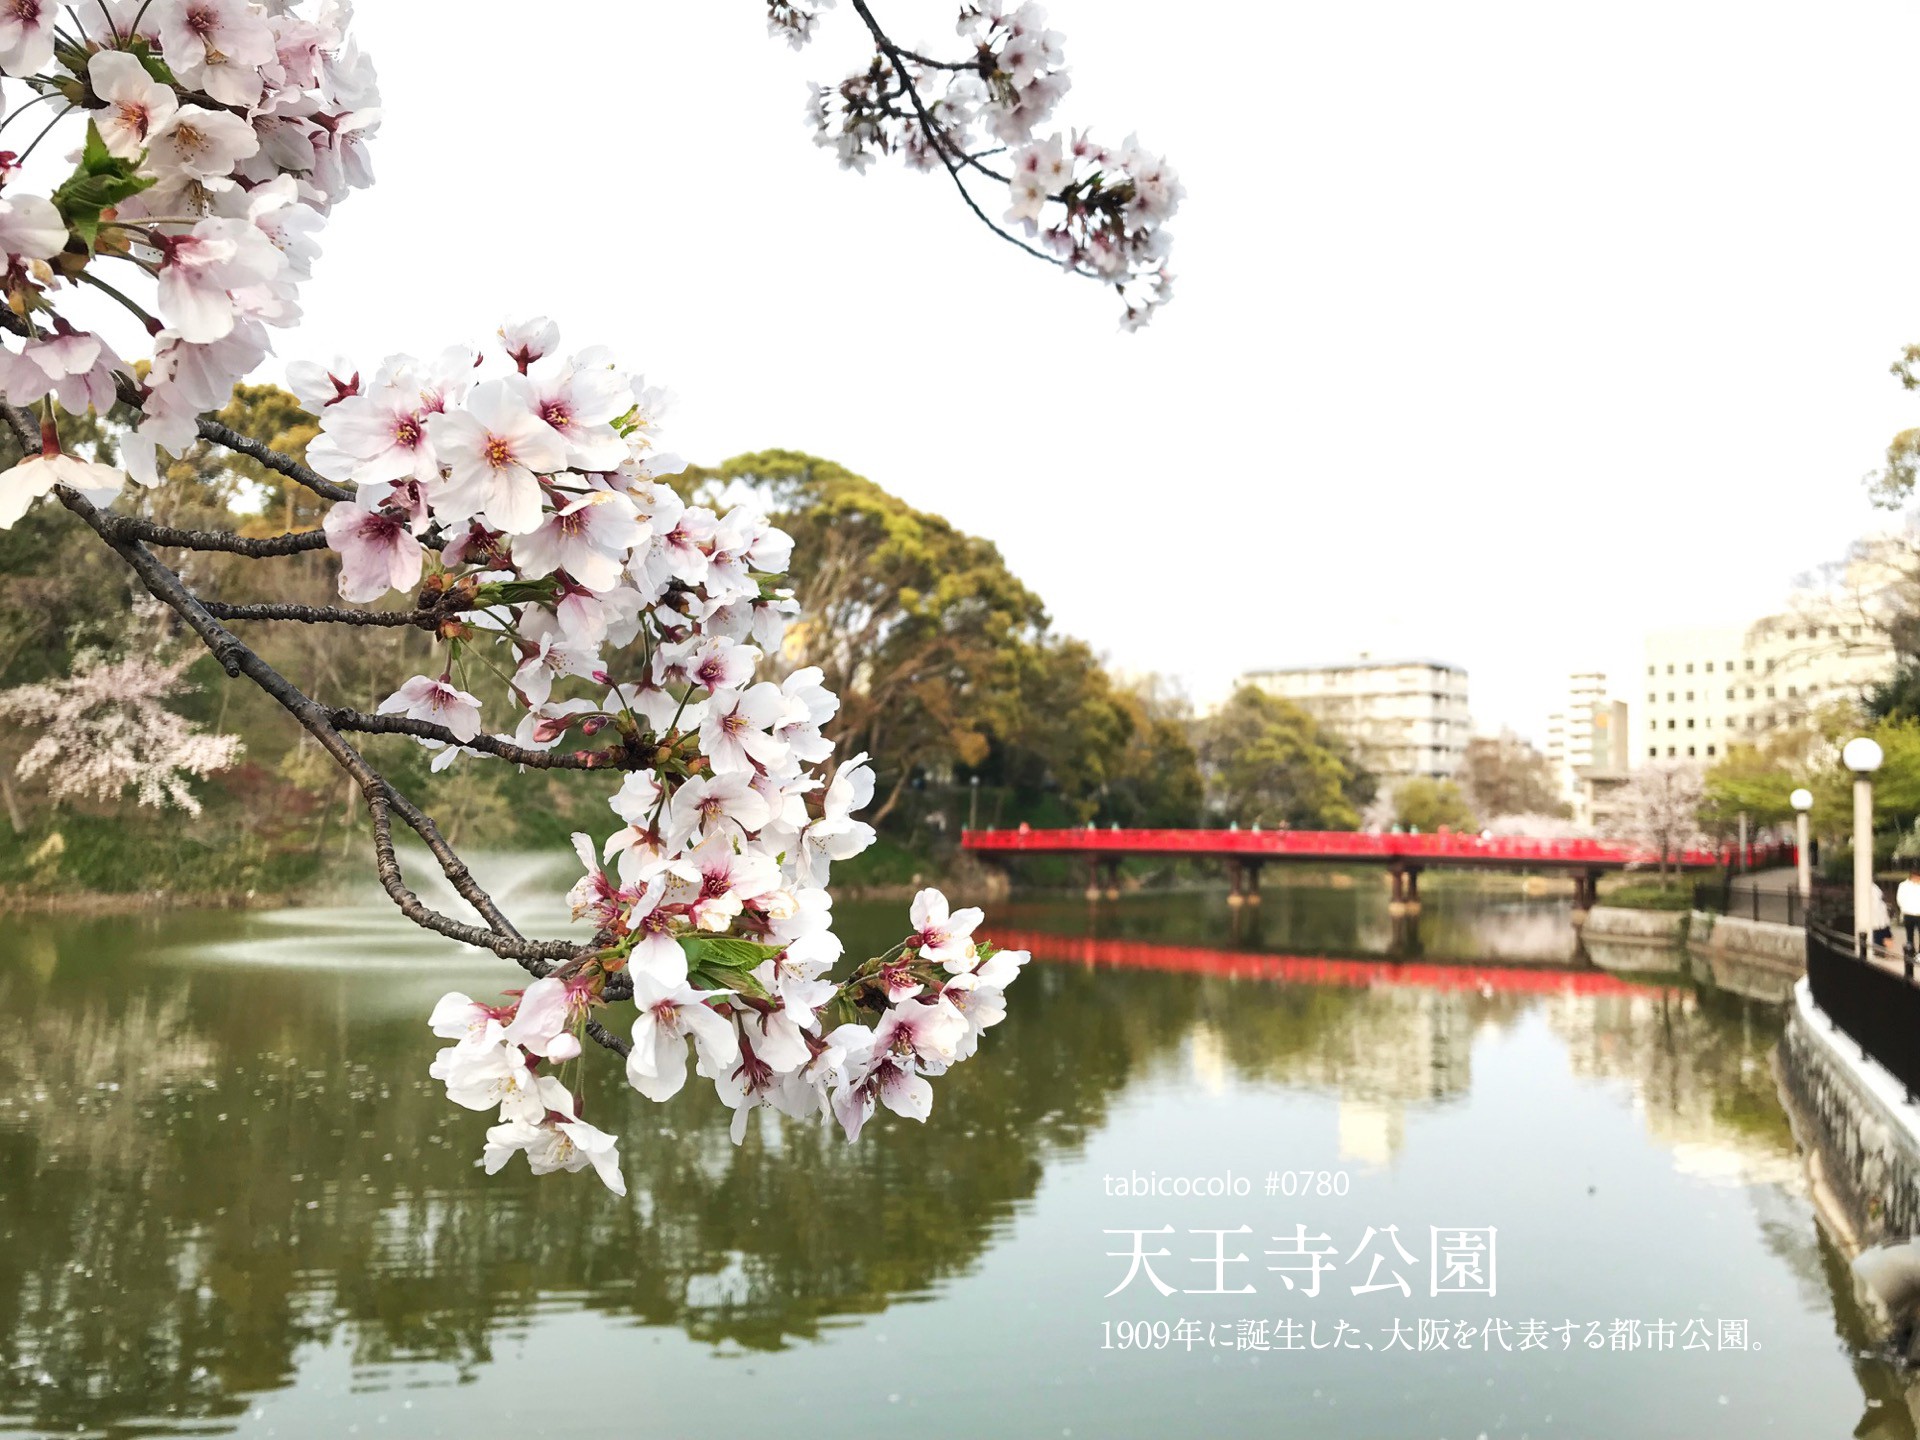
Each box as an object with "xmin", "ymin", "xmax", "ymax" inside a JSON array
[
  {"xmin": 680, "ymin": 934, "xmax": 782, "ymax": 969},
  {"xmin": 51, "ymin": 121, "xmax": 155, "ymax": 250},
  {"xmin": 679, "ymin": 935, "xmax": 782, "ymax": 999},
  {"xmin": 125, "ymin": 39, "xmax": 176, "ymax": 87}
]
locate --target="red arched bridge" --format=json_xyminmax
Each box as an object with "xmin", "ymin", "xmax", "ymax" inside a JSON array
[{"xmin": 961, "ymin": 828, "xmax": 1790, "ymax": 911}]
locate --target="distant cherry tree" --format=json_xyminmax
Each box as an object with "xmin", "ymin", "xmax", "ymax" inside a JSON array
[{"xmin": 1620, "ymin": 760, "xmax": 1706, "ymax": 878}]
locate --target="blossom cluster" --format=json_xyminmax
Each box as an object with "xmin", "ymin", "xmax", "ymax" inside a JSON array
[
  {"xmin": 304, "ymin": 318, "xmax": 1025, "ymax": 1192},
  {"xmin": 0, "ymin": 645, "xmax": 240, "ymax": 813},
  {"xmin": 0, "ymin": 0, "xmax": 377, "ymax": 528},
  {"xmin": 788, "ymin": 1, "xmax": 1180, "ymax": 328}
]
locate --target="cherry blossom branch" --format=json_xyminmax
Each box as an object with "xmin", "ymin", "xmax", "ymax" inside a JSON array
[
  {"xmin": 327, "ymin": 709, "xmax": 634, "ymax": 771},
  {"xmin": 796, "ymin": 1, "xmax": 1182, "ymax": 327},
  {"xmin": 109, "ymin": 515, "xmax": 332, "ymax": 556},
  {"xmin": 198, "ymin": 600, "xmax": 443, "ymax": 628},
  {"xmin": 25, "ymin": 423, "xmax": 595, "ymax": 983},
  {"xmin": 195, "ymin": 417, "xmax": 354, "ymax": 504},
  {"xmin": 846, "ymin": 1, "xmax": 1055, "ymax": 266}
]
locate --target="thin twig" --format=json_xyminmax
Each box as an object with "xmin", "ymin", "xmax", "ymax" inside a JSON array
[{"xmin": 328, "ymin": 709, "xmax": 633, "ymax": 770}]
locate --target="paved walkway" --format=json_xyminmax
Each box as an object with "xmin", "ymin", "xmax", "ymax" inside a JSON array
[{"xmin": 1729, "ymin": 865, "xmax": 1799, "ymax": 896}]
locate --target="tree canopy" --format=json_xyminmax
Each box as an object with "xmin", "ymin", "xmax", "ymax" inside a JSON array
[{"xmin": 1196, "ymin": 686, "xmax": 1375, "ymax": 830}]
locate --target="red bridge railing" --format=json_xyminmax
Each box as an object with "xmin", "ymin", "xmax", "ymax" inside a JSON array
[{"xmin": 963, "ymin": 828, "xmax": 1788, "ymax": 871}]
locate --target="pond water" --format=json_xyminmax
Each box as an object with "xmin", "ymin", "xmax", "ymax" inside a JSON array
[{"xmin": 0, "ymin": 866, "xmax": 1907, "ymax": 1439}]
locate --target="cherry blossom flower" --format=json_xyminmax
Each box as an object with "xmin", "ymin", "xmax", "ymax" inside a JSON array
[
  {"xmin": 145, "ymin": 104, "xmax": 261, "ymax": 185},
  {"xmin": 0, "ymin": 193, "xmax": 66, "ymax": 261},
  {"xmin": 155, "ymin": 219, "xmax": 283, "ymax": 343},
  {"xmin": 483, "ymin": 1105, "xmax": 627, "ymax": 1196},
  {"xmin": 626, "ymin": 971, "xmax": 738, "ymax": 1102},
  {"xmin": 425, "ymin": 376, "xmax": 567, "ymax": 534},
  {"xmin": 700, "ymin": 682, "xmax": 788, "ymax": 775},
  {"xmin": 665, "ymin": 771, "xmax": 772, "ymax": 848},
  {"xmin": 497, "ymin": 316, "xmax": 558, "ymax": 370},
  {"xmin": 511, "ymin": 490, "xmax": 644, "ymax": 592},
  {"xmin": 88, "ymin": 50, "xmax": 181, "ymax": 160},
  {"xmin": 322, "ymin": 499, "xmax": 423, "ymax": 602},
  {"xmin": 0, "ymin": 452, "xmax": 125, "ymax": 528},
  {"xmin": 794, "ymin": 752, "xmax": 877, "ymax": 886},
  {"xmin": 502, "ymin": 976, "xmax": 584, "ymax": 1062},
  {"xmin": 378, "ymin": 675, "xmax": 482, "ymax": 743},
  {"xmin": 909, "ymin": 887, "xmax": 985, "ymax": 969},
  {"xmin": 156, "ymin": 0, "xmax": 278, "ymax": 107},
  {"xmin": 0, "ymin": 0, "xmax": 55, "ymax": 77}
]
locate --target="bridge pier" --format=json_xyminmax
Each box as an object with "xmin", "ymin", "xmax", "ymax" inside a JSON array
[
  {"xmin": 1388, "ymin": 865, "xmax": 1422, "ymax": 917},
  {"xmin": 1225, "ymin": 858, "xmax": 1264, "ymax": 906},
  {"xmin": 1570, "ymin": 868, "xmax": 1601, "ymax": 924},
  {"xmin": 1085, "ymin": 857, "xmax": 1122, "ymax": 902}
]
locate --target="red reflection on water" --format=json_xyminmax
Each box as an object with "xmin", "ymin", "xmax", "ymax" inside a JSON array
[{"xmin": 987, "ymin": 928, "xmax": 1676, "ymax": 998}]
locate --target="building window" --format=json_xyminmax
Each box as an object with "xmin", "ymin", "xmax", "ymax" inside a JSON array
[
  {"xmin": 1788, "ymin": 685, "xmax": 1797, "ymax": 698},
  {"xmin": 1667, "ymin": 719, "xmax": 1676, "ymax": 730},
  {"xmin": 1647, "ymin": 720, "xmax": 1656, "ymax": 731},
  {"xmin": 1687, "ymin": 746, "xmax": 1696, "ymax": 757},
  {"xmin": 1745, "ymin": 687, "xmax": 1755, "ymax": 699},
  {"xmin": 1668, "ymin": 746, "xmax": 1677, "ymax": 756},
  {"xmin": 1667, "ymin": 692, "xmax": 1675, "ymax": 702},
  {"xmin": 1785, "ymin": 629, "xmax": 1796, "ymax": 641},
  {"xmin": 1685, "ymin": 690, "xmax": 1694, "ymax": 701},
  {"xmin": 1647, "ymin": 665, "xmax": 1655, "ymax": 676},
  {"xmin": 1745, "ymin": 660, "xmax": 1754, "ymax": 671},
  {"xmin": 1706, "ymin": 745, "xmax": 1716, "ymax": 756},
  {"xmin": 1666, "ymin": 664, "xmax": 1675, "ymax": 675},
  {"xmin": 1766, "ymin": 686, "xmax": 1775, "ymax": 698},
  {"xmin": 1648, "ymin": 746, "xmax": 1658, "ymax": 758},
  {"xmin": 1686, "ymin": 718, "xmax": 1695, "ymax": 729},
  {"xmin": 1685, "ymin": 663, "xmax": 1694, "ymax": 674},
  {"xmin": 1705, "ymin": 662, "xmax": 1714, "ymax": 673},
  {"xmin": 1725, "ymin": 688, "xmax": 1734, "ymax": 700},
  {"xmin": 1647, "ymin": 692, "xmax": 1656, "ymax": 703}
]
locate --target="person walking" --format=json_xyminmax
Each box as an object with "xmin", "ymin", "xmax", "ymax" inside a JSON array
[
  {"xmin": 1898, "ymin": 868, "xmax": 1920, "ymax": 958},
  {"xmin": 1869, "ymin": 882, "xmax": 1895, "ymax": 956}
]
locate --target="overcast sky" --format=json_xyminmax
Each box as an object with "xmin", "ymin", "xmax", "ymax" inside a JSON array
[{"xmin": 283, "ymin": 1, "xmax": 1920, "ymax": 744}]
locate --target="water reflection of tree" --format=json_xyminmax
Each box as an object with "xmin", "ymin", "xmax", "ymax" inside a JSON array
[
  {"xmin": 1547, "ymin": 984, "xmax": 1797, "ymax": 1168},
  {"xmin": 0, "ymin": 937, "xmax": 1210, "ymax": 1432},
  {"xmin": 0, "ymin": 916, "xmax": 1879, "ymax": 1438}
]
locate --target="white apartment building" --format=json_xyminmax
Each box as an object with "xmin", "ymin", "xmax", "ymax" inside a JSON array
[
  {"xmin": 1242, "ymin": 657, "xmax": 1470, "ymax": 782},
  {"xmin": 1544, "ymin": 671, "xmax": 1617, "ymax": 801},
  {"xmin": 1642, "ymin": 609, "xmax": 1894, "ymax": 763}
]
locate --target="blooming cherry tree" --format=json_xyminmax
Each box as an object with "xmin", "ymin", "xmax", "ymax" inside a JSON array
[{"xmin": 0, "ymin": 0, "xmax": 1168, "ymax": 1196}]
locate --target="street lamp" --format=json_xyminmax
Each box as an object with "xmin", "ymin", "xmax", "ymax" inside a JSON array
[
  {"xmin": 1790, "ymin": 787, "xmax": 1813, "ymax": 903},
  {"xmin": 968, "ymin": 774, "xmax": 980, "ymax": 832},
  {"xmin": 1844, "ymin": 738, "xmax": 1884, "ymax": 956}
]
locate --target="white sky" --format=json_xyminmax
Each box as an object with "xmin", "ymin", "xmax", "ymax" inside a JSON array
[{"xmin": 282, "ymin": 1, "xmax": 1920, "ymax": 745}]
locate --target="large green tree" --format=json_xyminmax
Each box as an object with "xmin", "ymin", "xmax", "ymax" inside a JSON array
[
  {"xmin": 1196, "ymin": 686, "xmax": 1373, "ymax": 829},
  {"xmin": 1391, "ymin": 777, "xmax": 1477, "ymax": 832},
  {"xmin": 680, "ymin": 451, "xmax": 1049, "ymax": 823}
]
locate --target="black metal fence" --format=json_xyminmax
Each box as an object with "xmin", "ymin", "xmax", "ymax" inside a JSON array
[
  {"xmin": 1692, "ymin": 878, "xmax": 1851, "ymax": 928},
  {"xmin": 1805, "ymin": 922, "xmax": 1920, "ymax": 1102}
]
